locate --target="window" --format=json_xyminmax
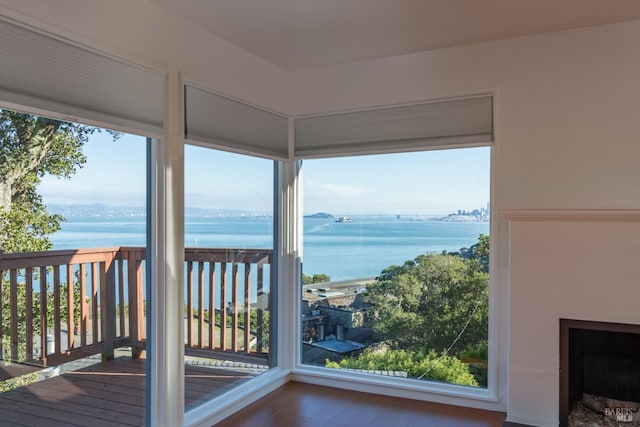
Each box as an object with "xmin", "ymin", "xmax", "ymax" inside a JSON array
[
  {"xmin": 0, "ymin": 109, "xmax": 150, "ymax": 424},
  {"xmin": 301, "ymin": 147, "xmax": 490, "ymax": 388},
  {"xmin": 183, "ymin": 145, "xmax": 275, "ymax": 409}
]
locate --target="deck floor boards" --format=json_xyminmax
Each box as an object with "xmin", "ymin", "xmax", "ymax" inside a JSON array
[{"xmin": 0, "ymin": 354, "xmax": 260, "ymax": 426}]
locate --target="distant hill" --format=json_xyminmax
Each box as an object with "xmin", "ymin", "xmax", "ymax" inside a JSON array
[
  {"xmin": 304, "ymin": 212, "xmax": 334, "ymax": 219},
  {"xmin": 48, "ymin": 203, "xmax": 145, "ymax": 217},
  {"xmin": 47, "ymin": 203, "xmax": 271, "ymax": 218}
]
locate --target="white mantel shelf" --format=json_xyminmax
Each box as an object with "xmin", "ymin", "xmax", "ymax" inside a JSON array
[{"xmin": 502, "ymin": 209, "xmax": 640, "ymax": 222}]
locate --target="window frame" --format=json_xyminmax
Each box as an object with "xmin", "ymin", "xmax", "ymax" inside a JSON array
[{"xmin": 286, "ymin": 94, "xmax": 505, "ymax": 412}]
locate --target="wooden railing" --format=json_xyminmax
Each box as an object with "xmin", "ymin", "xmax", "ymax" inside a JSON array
[
  {"xmin": 0, "ymin": 246, "xmax": 272, "ymax": 367},
  {"xmin": 182, "ymin": 247, "xmax": 272, "ymax": 362}
]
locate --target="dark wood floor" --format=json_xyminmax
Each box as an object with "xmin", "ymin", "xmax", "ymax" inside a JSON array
[
  {"xmin": 0, "ymin": 355, "xmax": 259, "ymax": 426},
  {"xmin": 215, "ymin": 381, "xmax": 506, "ymax": 427}
]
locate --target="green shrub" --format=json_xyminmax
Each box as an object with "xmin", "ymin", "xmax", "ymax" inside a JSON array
[{"xmin": 326, "ymin": 348, "xmax": 478, "ymax": 387}]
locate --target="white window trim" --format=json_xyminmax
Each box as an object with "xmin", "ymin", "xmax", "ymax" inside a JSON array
[{"xmin": 284, "ymin": 90, "xmax": 506, "ymax": 413}]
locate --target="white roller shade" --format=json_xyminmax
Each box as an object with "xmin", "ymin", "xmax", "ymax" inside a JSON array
[
  {"xmin": 0, "ymin": 19, "xmax": 165, "ymax": 136},
  {"xmin": 294, "ymin": 96, "xmax": 493, "ymax": 158},
  {"xmin": 185, "ymin": 85, "xmax": 289, "ymax": 160}
]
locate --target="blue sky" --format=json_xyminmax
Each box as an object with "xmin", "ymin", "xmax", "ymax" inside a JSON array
[{"xmin": 40, "ymin": 131, "xmax": 490, "ymax": 216}]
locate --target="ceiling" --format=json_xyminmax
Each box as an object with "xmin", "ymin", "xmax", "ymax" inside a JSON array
[{"xmin": 149, "ymin": 0, "xmax": 640, "ymax": 71}]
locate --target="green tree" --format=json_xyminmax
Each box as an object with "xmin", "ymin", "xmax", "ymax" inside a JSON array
[
  {"xmin": 456, "ymin": 233, "xmax": 489, "ymax": 273},
  {"xmin": 0, "ymin": 110, "xmax": 113, "ymax": 367},
  {"xmin": 302, "ymin": 273, "xmax": 330, "ymax": 285},
  {"xmin": 365, "ymin": 235, "xmax": 489, "ymax": 355},
  {"xmin": 326, "ymin": 348, "xmax": 478, "ymax": 386},
  {"xmin": 0, "ymin": 110, "xmax": 116, "ymax": 253}
]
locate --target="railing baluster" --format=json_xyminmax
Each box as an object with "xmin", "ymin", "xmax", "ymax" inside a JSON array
[
  {"xmin": 187, "ymin": 261, "xmax": 193, "ymax": 347},
  {"xmin": 118, "ymin": 254, "xmax": 125, "ymax": 338},
  {"xmin": 67, "ymin": 264, "xmax": 74, "ymax": 352},
  {"xmin": 220, "ymin": 263, "xmax": 227, "ymax": 351},
  {"xmin": 231, "ymin": 263, "xmax": 238, "ymax": 353},
  {"xmin": 53, "ymin": 265, "xmax": 61, "ymax": 355},
  {"xmin": 25, "ymin": 268, "xmax": 33, "ymax": 360},
  {"xmin": 257, "ymin": 262, "xmax": 264, "ymax": 354},
  {"xmin": 127, "ymin": 250, "xmax": 139, "ymax": 356},
  {"xmin": 244, "ymin": 263, "xmax": 251, "ymax": 353},
  {"xmin": 40, "ymin": 266, "xmax": 47, "ymax": 364},
  {"xmin": 198, "ymin": 261, "xmax": 204, "ymax": 348},
  {"xmin": 80, "ymin": 263, "xmax": 87, "ymax": 348},
  {"xmin": 91, "ymin": 262, "xmax": 98, "ymax": 344},
  {"xmin": 9, "ymin": 269, "xmax": 18, "ymax": 362},
  {"xmin": 101, "ymin": 252, "xmax": 116, "ymax": 361},
  {"xmin": 208, "ymin": 262, "xmax": 215, "ymax": 350}
]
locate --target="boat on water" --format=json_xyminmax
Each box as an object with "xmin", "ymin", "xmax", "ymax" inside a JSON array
[{"xmin": 335, "ymin": 216, "xmax": 352, "ymax": 223}]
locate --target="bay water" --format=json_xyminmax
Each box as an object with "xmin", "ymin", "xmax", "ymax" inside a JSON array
[{"xmin": 50, "ymin": 216, "xmax": 489, "ymax": 281}]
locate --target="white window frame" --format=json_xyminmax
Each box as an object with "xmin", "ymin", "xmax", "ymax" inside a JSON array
[{"xmin": 285, "ymin": 92, "xmax": 506, "ymax": 413}]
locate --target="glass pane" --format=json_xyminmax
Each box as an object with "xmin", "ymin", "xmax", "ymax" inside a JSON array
[
  {"xmin": 301, "ymin": 147, "xmax": 490, "ymax": 388},
  {"xmin": 0, "ymin": 109, "xmax": 149, "ymax": 423},
  {"xmin": 184, "ymin": 146, "xmax": 274, "ymax": 410}
]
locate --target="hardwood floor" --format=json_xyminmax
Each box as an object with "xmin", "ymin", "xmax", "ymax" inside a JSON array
[{"xmin": 215, "ymin": 381, "xmax": 506, "ymax": 427}]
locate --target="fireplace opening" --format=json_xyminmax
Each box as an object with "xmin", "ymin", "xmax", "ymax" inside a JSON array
[{"xmin": 560, "ymin": 319, "xmax": 640, "ymax": 427}]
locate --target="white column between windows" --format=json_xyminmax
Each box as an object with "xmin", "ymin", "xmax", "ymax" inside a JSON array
[
  {"xmin": 149, "ymin": 67, "xmax": 185, "ymax": 427},
  {"xmin": 276, "ymin": 118, "xmax": 302, "ymax": 371}
]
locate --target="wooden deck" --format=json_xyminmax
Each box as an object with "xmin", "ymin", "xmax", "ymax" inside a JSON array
[{"xmin": 0, "ymin": 354, "xmax": 264, "ymax": 427}]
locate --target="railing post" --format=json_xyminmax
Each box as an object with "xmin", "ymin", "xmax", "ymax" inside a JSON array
[
  {"xmin": 186, "ymin": 261, "xmax": 193, "ymax": 347},
  {"xmin": 39, "ymin": 266, "xmax": 48, "ymax": 366},
  {"xmin": 101, "ymin": 251, "xmax": 117, "ymax": 361},
  {"xmin": 198, "ymin": 262, "xmax": 204, "ymax": 348},
  {"xmin": 53, "ymin": 266, "xmax": 61, "ymax": 355},
  {"xmin": 128, "ymin": 249, "xmax": 146, "ymax": 358}
]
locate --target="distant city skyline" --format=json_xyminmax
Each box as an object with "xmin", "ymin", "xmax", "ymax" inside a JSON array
[{"xmin": 40, "ymin": 131, "xmax": 490, "ymax": 216}]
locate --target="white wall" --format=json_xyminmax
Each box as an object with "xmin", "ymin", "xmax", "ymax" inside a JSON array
[
  {"xmin": 507, "ymin": 216, "xmax": 640, "ymax": 426},
  {"xmin": 293, "ymin": 20, "xmax": 640, "ymax": 426},
  {"xmin": 0, "ymin": 0, "xmax": 293, "ymax": 114},
  {"xmin": 293, "ymin": 20, "xmax": 640, "ymax": 210}
]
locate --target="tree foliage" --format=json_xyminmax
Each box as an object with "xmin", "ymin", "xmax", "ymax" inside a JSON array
[
  {"xmin": 302, "ymin": 273, "xmax": 330, "ymax": 285},
  {"xmin": 454, "ymin": 233, "xmax": 489, "ymax": 273},
  {"xmin": 329, "ymin": 235, "xmax": 490, "ymax": 386},
  {"xmin": 365, "ymin": 235, "xmax": 489, "ymax": 355},
  {"xmin": 326, "ymin": 348, "xmax": 478, "ymax": 386},
  {"xmin": 0, "ymin": 110, "xmax": 116, "ymax": 253}
]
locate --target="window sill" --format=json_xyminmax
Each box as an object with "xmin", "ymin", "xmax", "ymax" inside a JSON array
[{"xmin": 290, "ymin": 365, "xmax": 505, "ymax": 412}]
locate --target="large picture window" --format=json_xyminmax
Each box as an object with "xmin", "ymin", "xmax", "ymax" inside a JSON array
[
  {"xmin": 0, "ymin": 108, "xmax": 150, "ymax": 424},
  {"xmin": 300, "ymin": 147, "xmax": 490, "ymax": 388}
]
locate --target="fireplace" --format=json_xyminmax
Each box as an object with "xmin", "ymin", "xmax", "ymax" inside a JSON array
[{"xmin": 559, "ymin": 319, "xmax": 640, "ymax": 426}]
